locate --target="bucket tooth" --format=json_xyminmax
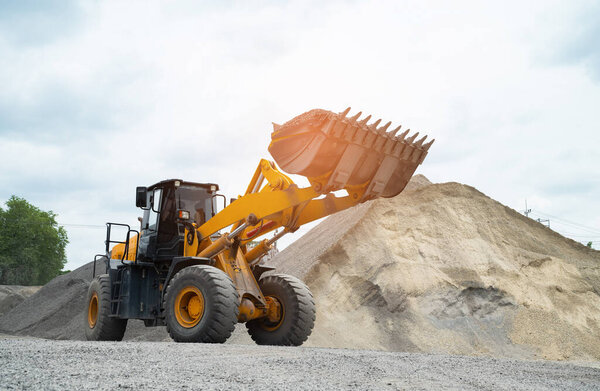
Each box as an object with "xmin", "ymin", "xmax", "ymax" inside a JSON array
[
  {"xmin": 406, "ymin": 132, "xmax": 419, "ymax": 144},
  {"xmin": 397, "ymin": 129, "xmax": 410, "ymax": 141},
  {"xmin": 414, "ymin": 135, "xmax": 427, "ymax": 148},
  {"xmin": 371, "ymin": 119, "xmax": 382, "ymax": 129},
  {"xmin": 379, "ymin": 121, "xmax": 392, "ymax": 133},
  {"xmin": 390, "ymin": 125, "xmax": 402, "ymax": 137},
  {"xmin": 359, "ymin": 115, "xmax": 372, "ymax": 126},
  {"xmin": 272, "ymin": 123, "xmax": 282, "ymax": 131},
  {"xmin": 423, "ymin": 139, "xmax": 435, "ymax": 151},
  {"xmin": 339, "ymin": 107, "xmax": 351, "ymax": 118},
  {"xmin": 349, "ymin": 112, "xmax": 362, "ymax": 122}
]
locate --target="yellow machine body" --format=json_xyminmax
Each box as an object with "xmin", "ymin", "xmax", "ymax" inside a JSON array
[{"xmin": 111, "ymin": 107, "xmax": 434, "ymax": 324}]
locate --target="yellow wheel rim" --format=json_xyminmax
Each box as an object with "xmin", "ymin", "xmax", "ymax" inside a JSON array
[
  {"xmin": 88, "ymin": 292, "xmax": 99, "ymax": 328},
  {"xmin": 262, "ymin": 296, "xmax": 285, "ymax": 331},
  {"xmin": 174, "ymin": 286, "xmax": 205, "ymax": 328}
]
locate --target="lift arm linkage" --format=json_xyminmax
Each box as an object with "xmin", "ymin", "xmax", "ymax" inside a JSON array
[{"xmin": 184, "ymin": 159, "xmax": 362, "ymax": 261}]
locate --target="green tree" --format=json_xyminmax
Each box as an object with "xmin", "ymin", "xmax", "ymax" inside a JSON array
[
  {"xmin": 0, "ymin": 196, "xmax": 68, "ymax": 285},
  {"xmin": 587, "ymin": 241, "xmax": 593, "ymax": 249}
]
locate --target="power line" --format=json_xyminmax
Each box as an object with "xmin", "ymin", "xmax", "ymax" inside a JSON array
[
  {"xmin": 58, "ymin": 223, "xmax": 106, "ymax": 229},
  {"xmin": 531, "ymin": 211, "xmax": 600, "ymax": 235},
  {"xmin": 528, "ymin": 212, "xmax": 600, "ymax": 235},
  {"xmin": 555, "ymin": 231, "xmax": 600, "ymax": 238},
  {"xmin": 520, "ymin": 202, "xmax": 600, "ymax": 247},
  {"xmin": 0, "ymin": 217, "xmax": 107, "ymax": 229},
  {"xmin": 533, "ymin": 218, "xmax": 598, "ymax": 234}
]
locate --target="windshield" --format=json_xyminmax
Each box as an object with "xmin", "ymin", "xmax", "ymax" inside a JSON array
[{"xmin": 175, "ymin": 185, "xmax": 213, "ymax": 225}]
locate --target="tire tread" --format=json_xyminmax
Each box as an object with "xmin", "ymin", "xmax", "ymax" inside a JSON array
[
  {"xmin": 246, "ymin": 274, "xmax": 316, "ymax": 346},
  {"xmin": 164, "ymin": 265, "xmax": 239, "ymax": 343},
  {"xmin": 84, "ymin": 274, "xmax": 128, "ymax": 341}
]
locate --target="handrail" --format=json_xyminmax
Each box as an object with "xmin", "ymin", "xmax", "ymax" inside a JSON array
[{"xmin": 104, "ymin": 223, "xmax": 139, "ymax": 264}]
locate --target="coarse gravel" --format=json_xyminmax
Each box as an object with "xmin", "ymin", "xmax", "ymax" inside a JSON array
[{"xmin": 1, "ymin": 336, "xmax": 599, "ymax": 390}]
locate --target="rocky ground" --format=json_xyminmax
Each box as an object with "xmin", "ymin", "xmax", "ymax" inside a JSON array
[{"xmin": 1, "ymin": 336, "xmax": 599, "ymax": 390}]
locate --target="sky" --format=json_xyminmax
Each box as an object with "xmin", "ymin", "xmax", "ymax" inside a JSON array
[{"xmin": 1, "ymin": 0, "xmax": 599, "ymax": 271}]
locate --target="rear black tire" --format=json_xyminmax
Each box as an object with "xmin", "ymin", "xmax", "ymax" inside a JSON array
[
  {"xmin": 85, "ymin": 274, "xmax": 128, "ymax": 341},
  {"xmin": 164, "ymin": 265, "xmax": 239, "ymax": 343},
  {"xmin": 246, "ymin": 274, "xmax": 316, "ymax": 346}
]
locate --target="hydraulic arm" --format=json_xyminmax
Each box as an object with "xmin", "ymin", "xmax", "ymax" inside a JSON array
[
  {"xmin": 188, "ymin": 108, "xmax": 433, "ymax": 257},
  {"xmin": 179, "ymin": 107, "xmax": 434, "ymax": 321}
]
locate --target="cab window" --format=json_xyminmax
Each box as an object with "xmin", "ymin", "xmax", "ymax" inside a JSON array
[{"xmin": 147, "ymin": 188, "xmax": 161, "ymax": 231}]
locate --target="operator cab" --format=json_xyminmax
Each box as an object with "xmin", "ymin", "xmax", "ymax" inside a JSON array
[{"xmin": 135, "ymin": 179, "xmax": 220, "ymax": 262}]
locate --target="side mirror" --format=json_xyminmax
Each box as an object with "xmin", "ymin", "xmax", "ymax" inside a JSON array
[{"xmin": 136, "ymin": 187, "xmax": 148, "ymax": 208}]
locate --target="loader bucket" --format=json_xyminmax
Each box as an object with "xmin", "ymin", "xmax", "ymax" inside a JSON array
[{"xmin": 268, "ymin": 108, "xmax": 434, "ymax": 200}]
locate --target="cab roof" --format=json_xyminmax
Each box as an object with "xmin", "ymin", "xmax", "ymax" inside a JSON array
[{"xmin": 147, "ymin": 179, "xmax": 219, "ymax": 192}]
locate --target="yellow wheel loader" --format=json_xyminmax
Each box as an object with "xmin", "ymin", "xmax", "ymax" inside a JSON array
[{"xmin": 84, "ymin": 108, "xmax": 434, "ymax": 345}]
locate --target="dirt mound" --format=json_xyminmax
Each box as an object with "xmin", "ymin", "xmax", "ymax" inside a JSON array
[
  {"xmin": 0, "ymin": 262, "xmax": 170, "ymax": 341},
  {"xmin": 0, "ymin": 285, "xmax": 41, "ymax": 316},
  {"xmin": 268, "ymin": 175, "xmax": 600, "ymax": 361}
]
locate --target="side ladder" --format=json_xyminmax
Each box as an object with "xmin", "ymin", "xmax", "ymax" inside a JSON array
[{"xmin": 98, "ymin": 223, "xmax": 139, "ymax": 318}]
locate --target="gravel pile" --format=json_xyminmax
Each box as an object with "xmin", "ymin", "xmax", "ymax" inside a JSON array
[
  {"xmin": 0, "ymin": 285, "xmax": 40, "ymax": 316},
  {"xmin": 0, "ymin": 261, "xmax": 171, "ymax": 341}
]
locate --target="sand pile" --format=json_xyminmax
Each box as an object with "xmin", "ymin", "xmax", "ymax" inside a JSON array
[
  {"xmin": 0, "ymin": 285, "xmax": 40, "ymax": 316},
  {"xmin": 268, "ymin": 175, "xmax": 600, "ymax": 361}
]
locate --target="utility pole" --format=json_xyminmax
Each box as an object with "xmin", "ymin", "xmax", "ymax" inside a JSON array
[
  {"xmin": 536, "ymin": 218, "xmax": 550, "ymax": 228},
  {"xmin": 524, "ymin": 200, "xmax": 531, "ymax": 217},
  {"xmin": 523, "ymin": 200, "xmax": 550, "ymax": 227}
]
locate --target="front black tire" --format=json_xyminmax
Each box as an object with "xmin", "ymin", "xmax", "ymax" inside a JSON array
[
  {"xmin": 164, "ymin": 265, "xmax": 239, "ymax": 343},
  {"xmin": 85, "ymin": 274, "xmax": 128, "ymax": 341},
  {"xmin": 246, "ymin": 274, "xmax": 316, "ymax": 346}
]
